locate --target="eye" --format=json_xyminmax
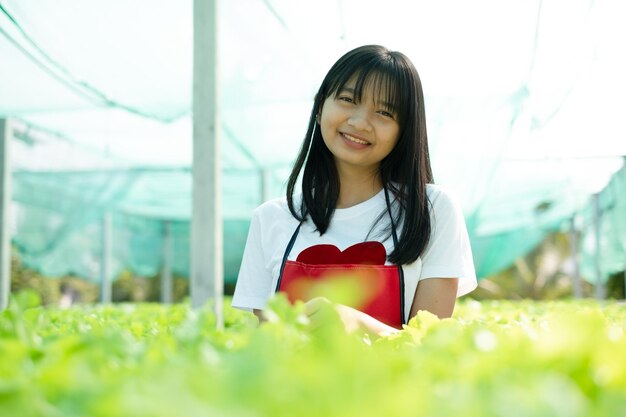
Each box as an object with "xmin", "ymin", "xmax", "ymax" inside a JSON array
[
  {"xmin": 338, "ymin": 95, "xmax": 354, "ymax": 103},
  {"xmin": 377, "ymin": 110, "xmax": 395, "ymax": 119}
]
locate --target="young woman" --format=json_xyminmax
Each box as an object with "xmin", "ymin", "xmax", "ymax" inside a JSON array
[{"xmin": 232, "ymin": 45, "xmax": 477, "ymax": 336}]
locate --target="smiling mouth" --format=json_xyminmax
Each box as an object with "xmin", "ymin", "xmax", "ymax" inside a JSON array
[{"xmin": 341, "ymin": 132, "xmax": 370, "ymax": 145}]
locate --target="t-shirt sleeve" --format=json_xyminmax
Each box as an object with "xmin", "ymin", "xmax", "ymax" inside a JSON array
[
  {"xmin": 231, "ymin": 207, "xmax": 275, "ymax": 311},
  {"xmin": 419, "ymin": 188, "xmax": 477, "ymax": 297}
]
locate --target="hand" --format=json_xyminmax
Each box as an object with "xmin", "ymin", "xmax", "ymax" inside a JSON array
[
  {"xmin": 303, "ymin": 297, "xmax": 336, "ymax": 331},
  {"xmin": 303, "ymin": 297, "xmax": 362, "ymax": 334},
  {"xmin": 304, "ymin": 297, "xmax": 400, "ymax": 337},
  {"xmin": 333, "ymin": 304, "xmax": 363, "ymax": 334}
]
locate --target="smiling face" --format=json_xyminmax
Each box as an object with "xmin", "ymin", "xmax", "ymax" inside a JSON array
[{"xmin": 319, "ymin": 76, "xmax": 401, "ymax": 177}]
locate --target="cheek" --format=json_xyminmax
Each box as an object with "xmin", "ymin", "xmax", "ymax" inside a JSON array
[
  {"xmin": 319, "ymin": 117, "xmax": 335, "ymax": 147},
  {"xmin": 383, "ymin": 125, "xmax": 400, "ymax": 147},
  {"xmin": 320, "ymin": 101, "xmax": 340, "ymax": 124},
  {"xmin": 319, "ymin": 104, "xmax": 342, "ymax": 137}
]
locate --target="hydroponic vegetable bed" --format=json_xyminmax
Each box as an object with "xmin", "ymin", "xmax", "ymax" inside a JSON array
[{"xmin": 1, "ymin": 292, "xmax": 625, "ymax": 417}]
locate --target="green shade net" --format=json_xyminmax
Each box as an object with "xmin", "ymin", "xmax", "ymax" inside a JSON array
[
  {"xmin": 2, "ymin": 0, "xmax": 626, "ymax": 285},
  {"xmin": 12, "ymin": 166, "xmax": 280, "ymax": 283},
  {"xmin": 579, "ymin": 162, "xmax": 626, "ymax": 282}
]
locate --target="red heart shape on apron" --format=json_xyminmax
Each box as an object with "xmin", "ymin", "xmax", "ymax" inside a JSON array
[{"xmin": 296, "ymin": 241, "xmax": 386, "ymax": 265}]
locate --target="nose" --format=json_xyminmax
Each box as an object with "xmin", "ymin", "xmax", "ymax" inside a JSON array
[{"xmin": 347, "ymin": 105, "xmax": 373, "ymax": 132}]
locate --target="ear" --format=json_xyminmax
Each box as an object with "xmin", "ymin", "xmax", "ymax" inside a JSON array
[
  {"xmin": 314, "ymin": 92, "xmax": 325, "ymax": 124},
  {"xmin": 316, "ymin": 104, "xmax": 323, "ymax": 124}
]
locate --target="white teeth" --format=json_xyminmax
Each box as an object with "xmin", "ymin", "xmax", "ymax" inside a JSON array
[{"xmin": 342, "ymin": 133, "xmax": 369, "ymax": 145}]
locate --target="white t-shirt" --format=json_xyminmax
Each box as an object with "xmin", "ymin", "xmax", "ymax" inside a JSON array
[{"xmin": 232, "ymin": 184, "xmax": 477, "ymax": 322}]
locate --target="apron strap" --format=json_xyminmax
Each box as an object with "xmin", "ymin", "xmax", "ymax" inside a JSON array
[
  {"xmin": 275, "ymin": 222, "xmax": 302, "ymax": 292},
  {"xmin": 384, "ymin": 186, "xmax": 406, "ymax": 325}
]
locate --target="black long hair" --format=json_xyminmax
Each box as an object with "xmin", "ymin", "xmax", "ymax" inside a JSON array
[{"xmin": 286, "ymin": 45, "xmax": 433, "ymax": 265}]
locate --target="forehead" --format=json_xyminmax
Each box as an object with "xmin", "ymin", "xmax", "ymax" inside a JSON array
[{"xmin": 338, "ymin": 72, "xmax": 398, "ymax": 106}]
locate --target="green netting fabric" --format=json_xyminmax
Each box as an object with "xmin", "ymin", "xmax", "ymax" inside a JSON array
[
  {"xmin": 464, "ymin": 156, "xmax": 625, "ymax": 278},
  {"xmin": 579, "ymin": 162, "xmax": 626, "ymax": 282},
  {"xmin": 13, "ymin": 158, "xmax": 626, "ymax": 283},
  {"xmin": 12, "ymin": 165, "xmax": 284, "ymax": 282},
  {"xmin": 470, "ymin": 223, "xmax": 560, "ymax": 279}
]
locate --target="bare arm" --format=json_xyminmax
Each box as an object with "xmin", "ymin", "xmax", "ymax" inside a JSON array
[
  {"xmin": 329, "ymin": 278, "xmax": 459, "ymax": 337},
  {"xmin": 253, "ymin": 309, "xmax": 264, "ymax": 322},
  {"xmin": 409, "ymin": 277, "xmax": 459, "ymax": 319}
]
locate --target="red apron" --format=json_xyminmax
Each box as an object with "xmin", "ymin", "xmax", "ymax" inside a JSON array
[{"xmin": 275, "ymin": 188, "xmax": 406, "ymax": 329}]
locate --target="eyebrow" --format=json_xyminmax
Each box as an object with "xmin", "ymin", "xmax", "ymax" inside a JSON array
[{"xmin": 339, "ymin": 86, "xmax": 396, "ymax": 111}]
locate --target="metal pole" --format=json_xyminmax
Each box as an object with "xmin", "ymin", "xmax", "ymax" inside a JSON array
[
  {"xmin": 0, "ymin": 119, "xmax": 12, "ymax": 311},
  {"xmin": 99, "ymin": 212, "xmax": 112, "ymax": 303},
  {"xmin": 260, "ymin": 168, "xmax": 271, "ymax": 204},
  {"xmin": 592, "ymin": 193, "xmax": 605, "ymax": 300},
  {"xmin": 161, "ymin": 220, "xmax": 173, "ymax": 304},
  {"xmin": 191, "ymin": 0, "xmax": 223, "ymax": 327},
  {"xmin": 569, "ymin": 216, "xmax": 582, "ymax": 298}
]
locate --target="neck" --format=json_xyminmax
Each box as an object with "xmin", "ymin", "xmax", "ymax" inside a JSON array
[{"xmin": 335, "ymin": 165, "xmax": 383, "ymax": 209}]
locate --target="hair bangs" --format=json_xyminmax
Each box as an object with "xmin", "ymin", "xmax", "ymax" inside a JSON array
[{"xmin": 323, "ymin": 54, "xmax": 412, "ymax": 125}]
